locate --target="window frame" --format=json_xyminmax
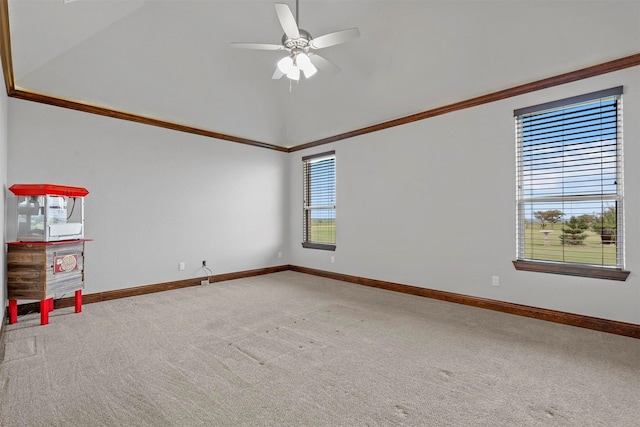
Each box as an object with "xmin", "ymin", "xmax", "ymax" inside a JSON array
[
  {"xmin": 513, "ymin": 87, "xmax": 629, "ymax": 280},
  {"xmin": 302, "ymin": 150, "xmax": 336, "ymax": 251}
]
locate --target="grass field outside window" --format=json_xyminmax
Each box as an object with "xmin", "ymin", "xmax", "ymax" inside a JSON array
[{"xmin": 522, "ymin": 223, "xmax": 617, "ymax": 266}]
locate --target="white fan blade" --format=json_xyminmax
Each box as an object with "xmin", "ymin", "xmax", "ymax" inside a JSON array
[
  {"xmin": 231, "ymin": 43, "xmax": 283, "ymax": 51},
  {"xmin": 272, "ymin": 68, "xmax": 285, "ymax": 79},
  {"xmin": 275, "ymin": 3, "xmax": 300, "ymax": 39},
  {"xmin": 310, "ymin": 28, "xmax": 360, "ymax": 49},
  {"xmin": 309, "ymin": 53, "xmax": 341, "ymax": 74}
]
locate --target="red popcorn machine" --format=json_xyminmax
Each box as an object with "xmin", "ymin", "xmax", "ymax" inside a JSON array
[{"xmin": 7, "ymin": 184, "xmax": 90, "ymax": 326}]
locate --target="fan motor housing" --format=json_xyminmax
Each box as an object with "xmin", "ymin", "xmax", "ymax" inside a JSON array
[{"xmin": 282, "ymin": 29, "xmax": 312, "ymax": 50}]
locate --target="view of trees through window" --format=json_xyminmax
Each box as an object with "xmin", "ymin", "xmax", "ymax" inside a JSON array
[{"xmin": 523, "ymin": 204, "xmax": 618, "ymax": 265}]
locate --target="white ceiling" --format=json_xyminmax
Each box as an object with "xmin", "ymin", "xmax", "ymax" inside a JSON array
[{"xmin": 7, "ymin": 0, "xmax": 640, "ymax": 148}]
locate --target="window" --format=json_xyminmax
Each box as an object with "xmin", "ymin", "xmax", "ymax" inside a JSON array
[
  {"xmin": 514, "ymin": 87, "xmax": 629, "ymax": 280},
  {"xmin": 302, "ymin": 151, "xmax": 336, "ymax": 250}
]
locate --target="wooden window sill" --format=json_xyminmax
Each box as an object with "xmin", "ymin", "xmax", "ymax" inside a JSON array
[
  {"xmin": 302, "ymin": 242, "xmax": 336, "ymax": 251},
  {"xmin": 513, "ymin": 260, "xmax": 630, "ymax": 281}
]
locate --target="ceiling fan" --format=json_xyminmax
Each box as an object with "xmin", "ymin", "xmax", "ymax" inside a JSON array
[{"xmin": 231, "ymin": 0, "xmax": 360, "ymax": 81}]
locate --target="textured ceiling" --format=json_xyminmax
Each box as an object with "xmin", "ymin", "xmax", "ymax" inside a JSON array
[{"xmin": 6, "ymin": 0, "xmax": 640, "ymax": 148}]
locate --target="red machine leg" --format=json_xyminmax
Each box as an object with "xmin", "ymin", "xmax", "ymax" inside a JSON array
[
  {"xmin": 75, "ymin": 290, "xmax": 82, "ymax": 313},
  {"xmin": 40, "ymin": 300, "xmax": 49, "ymax": 325},
  {"xmin": 8, "ymin": 299, "xmax": 17, "ymax": 324},
  {"xmin": 49, "ymin": 298, "xmax": 54, "ymax": 312}
]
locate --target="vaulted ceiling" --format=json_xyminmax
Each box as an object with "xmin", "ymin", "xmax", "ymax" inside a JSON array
[{"xmin": 3, "ymin": 0, "xmax": 640, "ymax": 149}]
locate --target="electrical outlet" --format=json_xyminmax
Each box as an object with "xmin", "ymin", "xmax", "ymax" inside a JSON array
[
  {"xmin": 200, "ymin": 279, "xmax": 209, "ymax": 286},
  {"xmin": 179, "ymin": 262, "xmax": 185, "ymax": 271},
  {"xmin": 278, "ymin": 251, "xmax": 282, "ymax": 258},
  {"xmin": 202, "ymin": 260, "xmax": 207, "ymax": 267},
  {"xmin": 331, "ymin": 256, "xmax": 335, "ymax": 263},
  {"xmin": 492, "ymin": 276, "xmax": 500, "ymax": 287}
]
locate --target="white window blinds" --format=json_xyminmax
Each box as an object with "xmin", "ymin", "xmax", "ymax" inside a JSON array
[{"xmin": 515, "ymin": 87, "xmax": 623, "ymax": 268}]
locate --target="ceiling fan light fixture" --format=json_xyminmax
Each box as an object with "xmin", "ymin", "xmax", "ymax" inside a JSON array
[
  {"xmin": 296, "ymin": 53, "xmax": 317, "ymax": 78},
  {"xmin": 287, "ymin": 66, "xmax": 301, "ymax": 81},
  {"xmin": 277, "ymin": 56, "xmax": 295, "ymax": 74},
  {"xmin": 232, "ymin": 2, "xmax": 359, "ymax": 82}
]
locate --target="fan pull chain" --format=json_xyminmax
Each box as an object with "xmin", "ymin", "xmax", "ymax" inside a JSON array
[{"xmin": 288, "ymin": 78, "xmax": 300, "ymax": 93}]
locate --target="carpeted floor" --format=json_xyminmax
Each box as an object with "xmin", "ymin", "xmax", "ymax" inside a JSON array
[{"xmin": 1, "ymin": 271, "xmax": 639, "ymax": 426}]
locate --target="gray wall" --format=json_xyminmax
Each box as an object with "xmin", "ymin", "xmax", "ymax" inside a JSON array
[
  {"xmin": 288, "ymin": 67, "xmax": 640, "ymax": 325},
  {"xmin": 7, "ymin": 99, "xmax": 289, "ymax": 296},
  {"xmin": 4, "ymin": 68, "xmax": 639, "ymax": 325},
  {"xmin": 0, "ymin": 87, "xmax": 6, "ymax": 320}
]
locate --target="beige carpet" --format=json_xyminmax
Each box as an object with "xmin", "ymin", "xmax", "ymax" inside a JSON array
[{"xmin": 1, "ymin": 271, "xmax": 638, "ymax": 426}]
